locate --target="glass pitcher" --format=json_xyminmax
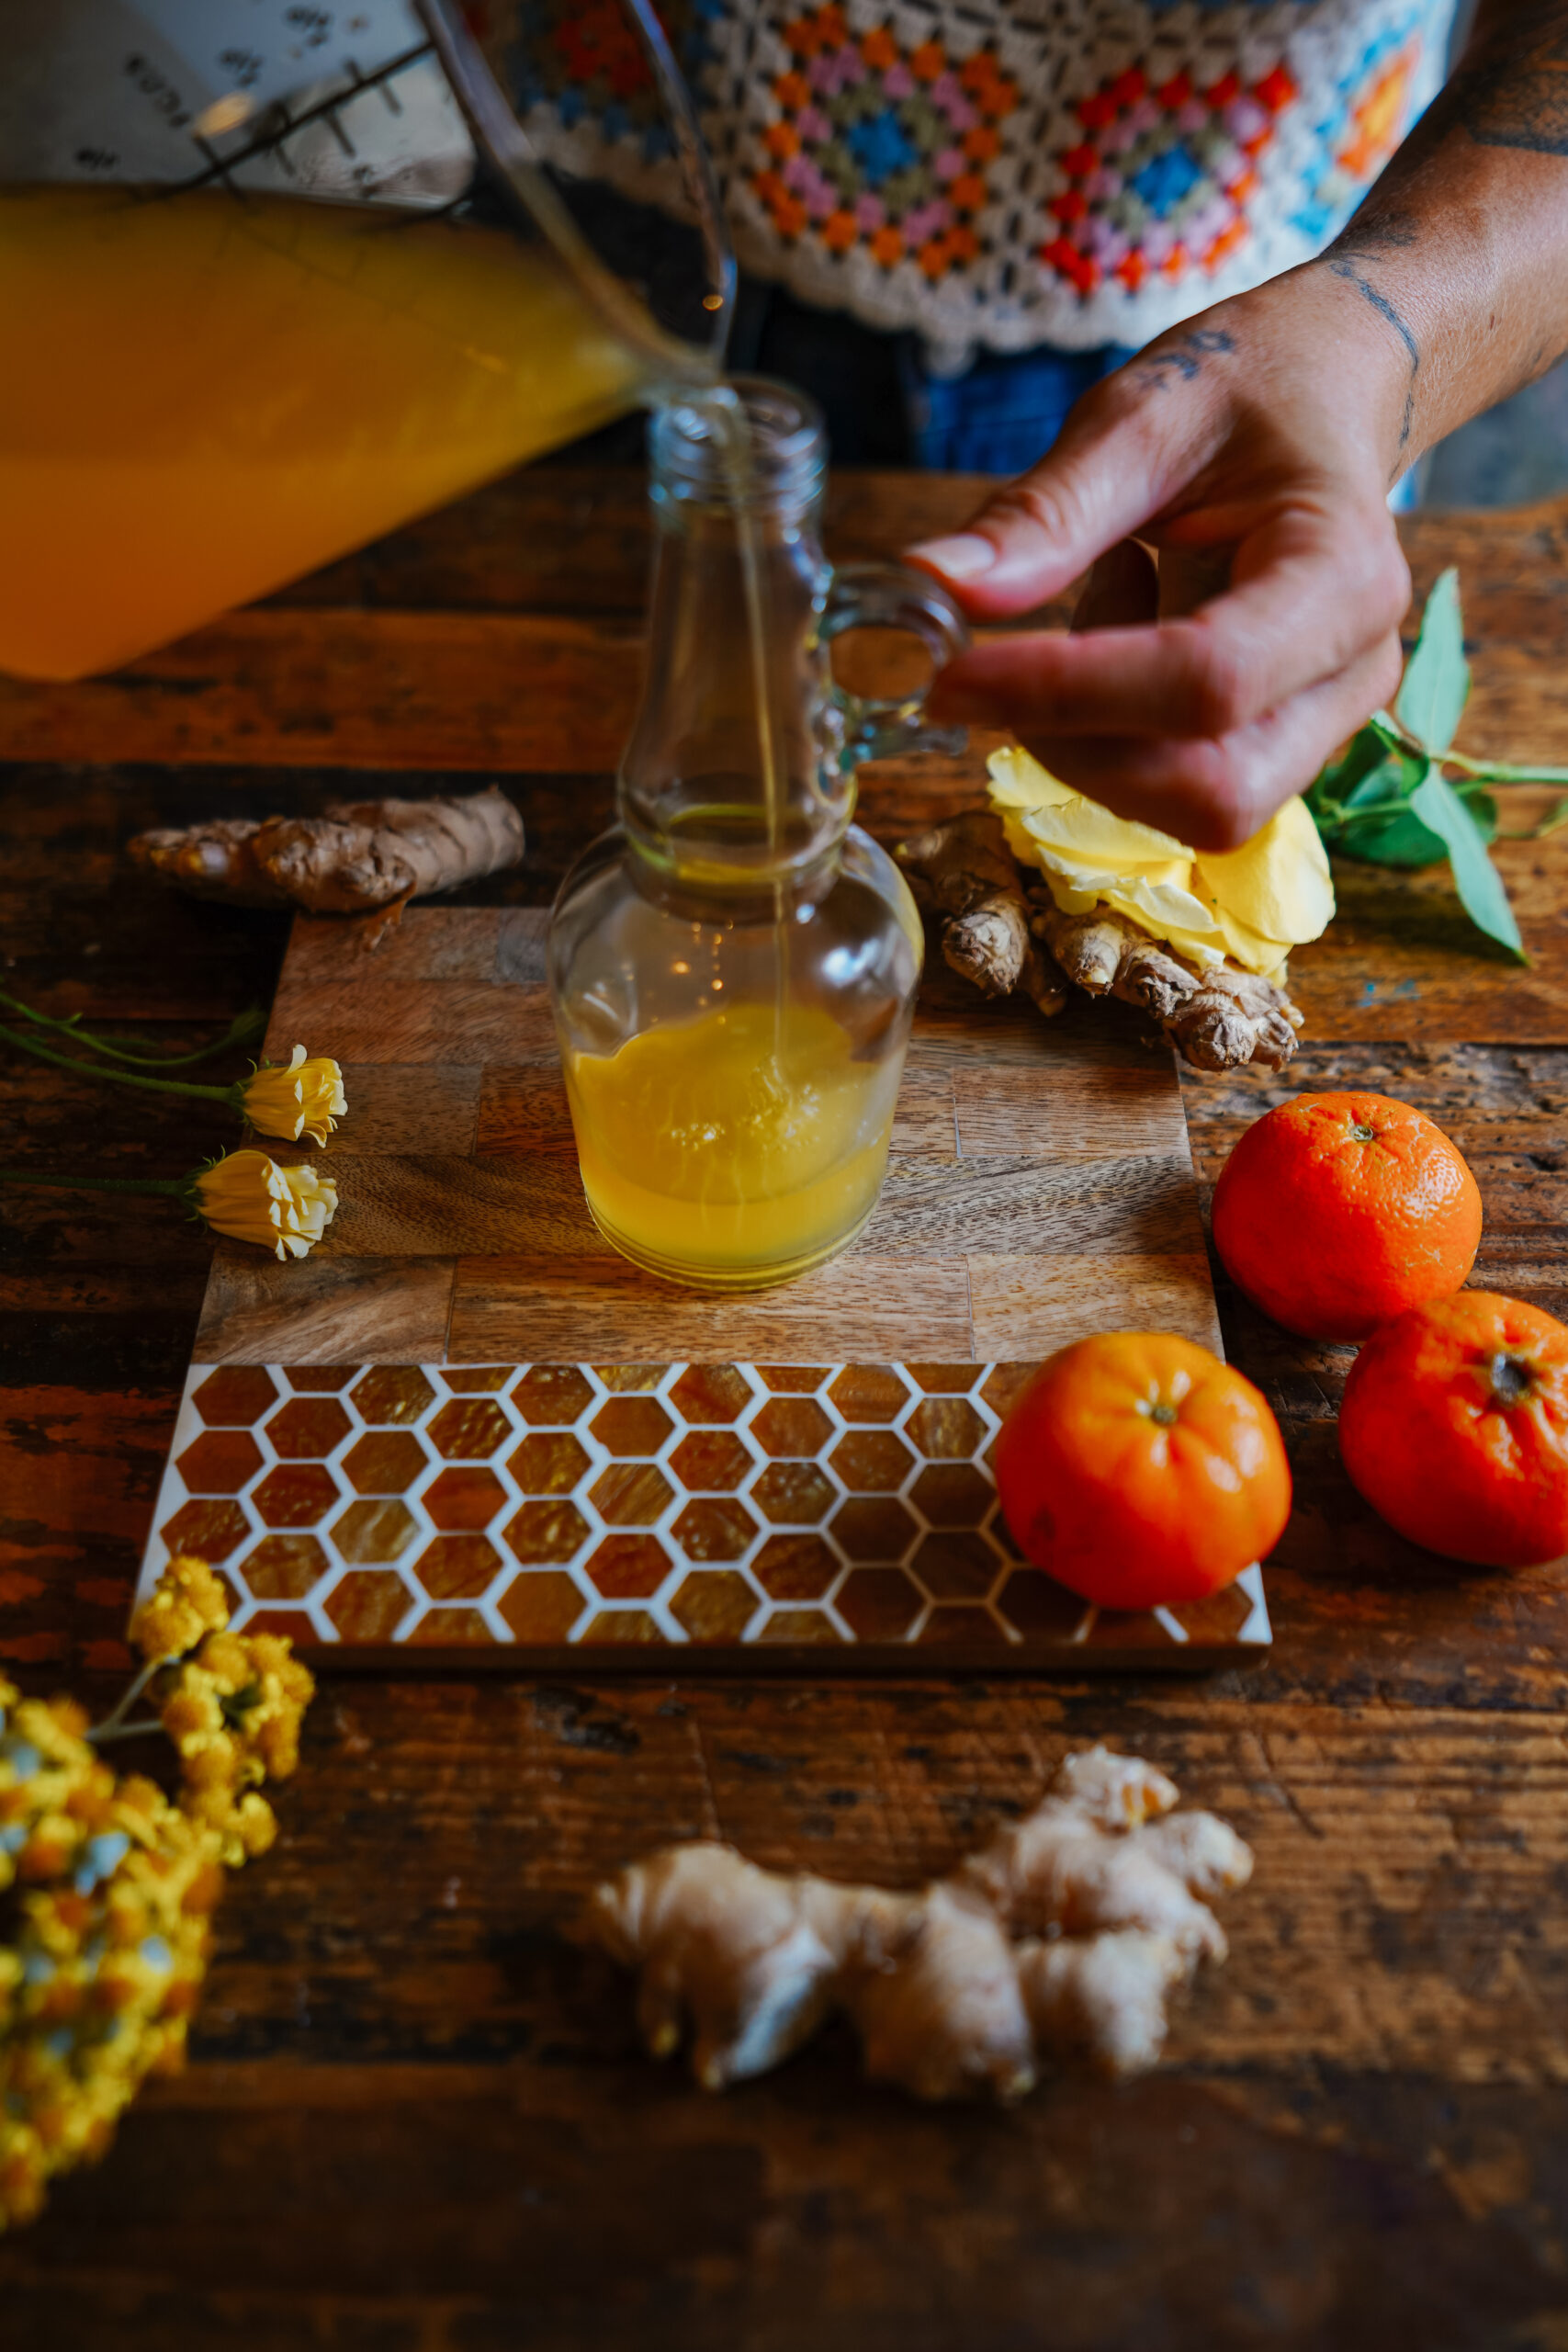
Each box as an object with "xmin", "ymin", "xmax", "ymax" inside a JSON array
[
  {"xmin": 0, "ymin": 0, "xmax": 731, "ymax": 681},
  {"xmin": 548, "ymin": 378, "xmax": 968, "ymax": 1293}
]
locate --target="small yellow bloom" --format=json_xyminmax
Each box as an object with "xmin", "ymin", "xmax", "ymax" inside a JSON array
[
  {"xmin": 193, "ymin": 1149, "xmax": 337, "ymax": 1261},
  {"xmin": 240, "ymin": 1045, "xmax": 346, "ymax": 1145},
  {"xmin": 131, "ymin": 1553, "xmax": 230, "ymax": 1663}
]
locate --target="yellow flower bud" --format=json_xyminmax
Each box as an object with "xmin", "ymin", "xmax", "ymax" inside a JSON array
[
  {"xmin": 131, "ymin": 1553, "xmax": 230, "ymax": 1662},
  {"xmin": 240, "ymin": 1046, "xmax": 346, "ymax": 1145},
  {"xmin": 193, "ymin": 1149, "xmax": 337, "ymax": 1261}
]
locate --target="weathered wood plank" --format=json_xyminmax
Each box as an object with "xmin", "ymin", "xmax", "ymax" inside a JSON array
[
  {"xmin": 6, "ymin": 603, "xmax": 1567, "ymax": 785},
  {"xmin": 265, "ymin": 465, "xmax": 1035, "ymax": 616},
  {"xmin": 446, "ymin": 1251, "xmax": 978, "ymax": 1358}
]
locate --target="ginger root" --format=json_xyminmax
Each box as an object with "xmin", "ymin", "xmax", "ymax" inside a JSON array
[
  {"xmin": 895, "ymin": 813, "xmax": 1068, "ymax": 1018},
  {"xmin": 895, "ymin": 812, "xmax": 1303, "ymax": 1070},
  {"xmin": 1032, "ymin": 893, "xmax": 1303, "ymax": 1072},
  {"xmin": 129, "ymin": 786, "xmax": 525, "ymax": 914},
  {"xmin": 586, "ymin": 1746, "xmax": 1250, "ymax": 2101}
]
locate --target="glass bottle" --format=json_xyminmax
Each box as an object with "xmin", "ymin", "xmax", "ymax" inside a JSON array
[{"xmin": 547, "ymin": 378, "xmax": 967, "ymax": 1293}]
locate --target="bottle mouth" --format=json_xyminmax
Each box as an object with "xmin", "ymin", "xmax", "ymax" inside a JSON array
[{"xmin": 649, "ymin": 376, "xmax": 826, "ymax": 507}]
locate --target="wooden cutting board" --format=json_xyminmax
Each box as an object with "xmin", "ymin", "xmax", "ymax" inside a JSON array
[{"xmin": 133, "ymin": 905, "xmax": 1269, "ymax": 1668}]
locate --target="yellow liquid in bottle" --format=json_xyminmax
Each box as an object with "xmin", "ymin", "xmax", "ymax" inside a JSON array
[
  {"xmin": 566, "ymin": 998, "xmax": 899, "ymax": 1286},
  {"xmin": 0, "ymin": 186, "xmax": 656, "ymax": 679}
]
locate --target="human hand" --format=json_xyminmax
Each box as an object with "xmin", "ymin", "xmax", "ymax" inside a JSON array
[{"xmin": 904, "ymin": 271, "xmax": 1416, "ymax": 851}]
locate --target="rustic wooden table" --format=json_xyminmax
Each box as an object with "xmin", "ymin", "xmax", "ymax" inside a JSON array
[{"xmin": 3, "ymin": 468, "xmax": 1567, "ymax": 2349}]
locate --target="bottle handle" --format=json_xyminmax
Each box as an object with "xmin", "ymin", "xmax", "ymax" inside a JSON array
[{"xmin": 820, "ymin": 561, "xmax": 970, "ymax": 770}]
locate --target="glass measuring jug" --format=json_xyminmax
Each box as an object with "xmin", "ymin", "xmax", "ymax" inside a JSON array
[
  {"xmin": 0, "ymin": 1, "xmax": 731, "ymax": 681},
  {"xmin": 548, "ymin": 379, "xmax": 968, "ymax": 1292}
]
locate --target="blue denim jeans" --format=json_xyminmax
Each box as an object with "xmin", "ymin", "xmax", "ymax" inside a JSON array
[
  {"xmin": 727, "ymin": 276, "xmax": 1134, "ymax": 471},
  {"xmin": 899, "ymin": 339, "xmax": 1138, "ymax": 474}
]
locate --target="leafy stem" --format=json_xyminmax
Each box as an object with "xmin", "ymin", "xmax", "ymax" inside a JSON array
[
  {"xmin": 0, "ymin": 1169, "xmax": 194, "ymax": 1197},
  {"xmin": 1305, "ymin": 567, "xmax": 1541, "ymax": 961},
  {"xmin": 0, "ymin": 992, "xmax": 265, "ymax": 1068},
  {"xmin": 0, "ymin": 1021, "xmax": 242, "ymax": 1106}
]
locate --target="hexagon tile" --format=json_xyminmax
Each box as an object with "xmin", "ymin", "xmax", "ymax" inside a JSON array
[{"xmin": 134, "ymin": 1363, "xmax": 1270, "ymax": 1666}]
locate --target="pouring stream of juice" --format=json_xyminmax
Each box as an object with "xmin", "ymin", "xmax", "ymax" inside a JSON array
[
  {"xmin": 1, "ymin": 184, "xmax": 891, "ymax": 1282},
  {"xmin": 559, "ymin": 384, "xmax": 907, "ymax": 1285}
]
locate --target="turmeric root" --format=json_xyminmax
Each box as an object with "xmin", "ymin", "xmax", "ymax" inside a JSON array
[
  {"xmin": 895, "ymin": 813, "xmax": 1068, "ymax": 1017},
  {"xmin": 895, "ymin": 811, "xmax": 1303, "ymax": 1070},
  {"xmin": 129, "ymin": 786, "xmax": 525, "ymax": 914},
  {"xmin": 585, "ymin": 1746, "xmax": 1250, "ymax": 2100}
]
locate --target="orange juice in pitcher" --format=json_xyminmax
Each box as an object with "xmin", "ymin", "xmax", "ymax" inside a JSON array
[
  {"xmin": 0, "ymin": 2, "xmax": 729, "ymax": 680},
  {"xmin": 0, "ymin": 187, "xmax": 660, "ymax": 681}
]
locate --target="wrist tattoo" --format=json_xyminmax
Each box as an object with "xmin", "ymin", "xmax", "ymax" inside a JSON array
[
  {"xmin": 1321, "ymin": 211, "xmax": 1422, "ymax": 458},
  {"xmin": 1128, "ymin": 327, "xmax": 1235, "ymax": 392}
]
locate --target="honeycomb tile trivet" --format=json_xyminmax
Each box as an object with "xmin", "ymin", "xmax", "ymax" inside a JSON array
[
  {"xmin": 133, "ymin": 905, "xmax": 1268, "ymax": 1669},
  {"xmin": 135, "ymin": 1359, "xmax": 1269, "ymax": 1668}
]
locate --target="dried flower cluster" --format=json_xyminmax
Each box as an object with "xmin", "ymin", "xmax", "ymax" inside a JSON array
[{"xmin": 0, "ymin": 1555, "xmax": 313, "ymax": 2229}]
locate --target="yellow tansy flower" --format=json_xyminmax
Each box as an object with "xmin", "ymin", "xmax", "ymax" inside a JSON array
[
  {"xmin": 193, "ymin": 1148, "xmax": 337, "ymax": 1260},
  {"xmin": 240, "ymin": 1045, "xmax": 346, "ymax": 1145},
  {"xmin": 131, "ymin": 1552, "xmax": 229, "ymax": 1663}
]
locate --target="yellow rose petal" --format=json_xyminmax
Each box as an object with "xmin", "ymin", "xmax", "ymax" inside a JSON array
[
  {"xmin": 1193, "ymin": 885, "xmax": 1293, "ymax": 976},
  {"xmin": 986, "ymin": 743, "xmax": 1077, "ymax": 810},
  {"xmin": 1015, "ymin": 794, "xmax": 1192, "ymax": 871},
  {"xmin": 1193, "ymin": 795, "xmax": 1335, "ymax": 945}
]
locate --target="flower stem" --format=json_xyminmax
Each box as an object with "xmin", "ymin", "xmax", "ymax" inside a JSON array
[
  {"xmin": 0, "ymin": 991, "xmax": 265, "ymax": 1068},
  {"xmin": 89, "ymin": 1653, "xmax": 178, "ymax": 1741},
  {"xmin": 1442, "ymin": 752, "xmax": 1568, "ymax": 785},
  {"xmin": 0, "ymin": 1021, "xmax": 239, "ymax": 1105},
  {"xmin": 0, "ymin": 1169, "xmax": 192, "ymax": 1197}
]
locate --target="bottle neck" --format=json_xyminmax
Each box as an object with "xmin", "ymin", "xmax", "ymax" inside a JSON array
[{"xmin": 618, "ymin": 381, "xmax": 852, "ymax": 895}]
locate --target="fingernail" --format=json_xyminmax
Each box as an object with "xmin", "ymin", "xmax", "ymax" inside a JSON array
[{"xmin": 907, "ymin": 533, "xmax": 997, "ymax": 581}]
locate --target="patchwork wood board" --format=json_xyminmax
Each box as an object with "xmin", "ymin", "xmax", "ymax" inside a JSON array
[{"xmin": 134, "ymin": 905, "xmax": 1269, "ymax": 1669}]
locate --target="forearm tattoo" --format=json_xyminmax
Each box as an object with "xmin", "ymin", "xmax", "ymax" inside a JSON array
[
  {"xmin": 1460, "ymin": 1, "xmax": 1568, "ymax": 155},
  {"xmin": 1315, "ymin": 3, "xmax": 1568, "ymax": 452}
]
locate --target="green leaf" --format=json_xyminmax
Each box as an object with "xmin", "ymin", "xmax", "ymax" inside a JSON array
[
  {"xmin": 1324, "ymin": 729, "xmax": 1398, "ymax": 803},
  {"xmin": 1395, "ymin": 568, "xmax": 1470, "ymax": 756},
  {"xmin": 1460, "ymin": 786, "xmax": 1497, "ymax": 844},
  {"xmin": 1342, "ymin": 748, "xmax": 1424, "ymax": 809},
  {"xmin": 1345, "ymin": 808, "xmax": 1448, "ymax": 866},
  {"xmin": 1408, "ymin": 768, "xmax": 1527, "ymax": 959},
  {"xmin": 1367, "ymin": 709, "xmax": 1409, "ymax": 754},
  {"xmin": 1325, "ymin": 749, "xmax": 1442, "ymax": 865}
]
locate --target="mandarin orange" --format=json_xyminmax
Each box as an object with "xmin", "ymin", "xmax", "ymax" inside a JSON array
[
  {"xmin": 1212, "ymin": 1091, "xmax": 1481, "ymax": 1342},
  {"xmin": 1338, "ymin": 1291, "xmax": 1568, "ymax": 1567},
  {"xmin": 993, "ymin": 1331, "xmax": 1292, "ymax": 1610}
]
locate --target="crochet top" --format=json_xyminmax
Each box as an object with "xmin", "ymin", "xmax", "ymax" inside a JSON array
[{"xmin": 519, "ymin": 1, "xmax": 1461, "ymax": 368}]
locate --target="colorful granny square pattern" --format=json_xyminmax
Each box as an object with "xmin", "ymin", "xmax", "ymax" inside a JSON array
[
  {"xmin": 1292, "ymin": 23, "xmax": 1424, "ymax": 242},
  {"xmin": 509, "ymin": 0, "xmax": 720, "ymax": 165},
  {"xmin": 750, "ymin": 7, "xmax": 1017, "ymax": 280},
  {"xmin": 1040, "ymin": 59, "xmax": 1297, "ymax": 300},
  {"xmin": 503, "ymin": 1, "xmax": 1461, "ymax": 360}
]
